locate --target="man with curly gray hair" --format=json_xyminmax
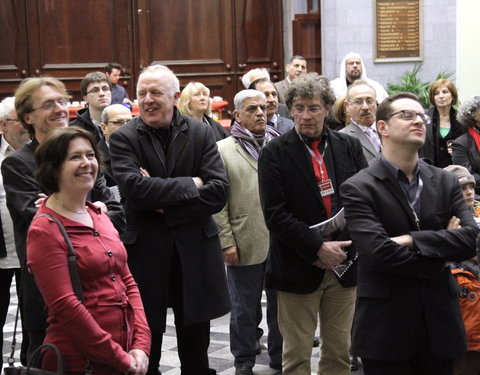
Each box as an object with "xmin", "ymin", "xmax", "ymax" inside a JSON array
[
  {"xmin": 452, "ymin": 96, "xmax": 480, "ymax": 195},
  {"xmin": 258, "ymin": 73, "xmax": 367, "ymax": 374}
]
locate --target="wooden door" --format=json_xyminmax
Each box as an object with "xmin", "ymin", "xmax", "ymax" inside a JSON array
[
  {"xmin": 135, "ymin": 0, "xmax": 236, "ymax": 105},
  {"xmin": 0, "ymin": 0, "xmax": 29, "ymax": 96},
  {"xmin": 135, "ymin": 0, "xmax": 283, "ymax": 109},
  {"xmin": 24, "ymin": 0, "xmax": 134, "ymax": 100},
  {"xmin": 233, "ymin": 0, "xmax": 284, "ymax": 84}
]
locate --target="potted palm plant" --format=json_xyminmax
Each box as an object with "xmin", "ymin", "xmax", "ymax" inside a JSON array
[{"xmin": 387, "ymin": 64, "xmax": 453, "ymax": 108}]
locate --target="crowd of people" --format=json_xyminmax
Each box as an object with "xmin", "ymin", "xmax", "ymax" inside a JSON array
[{"xmin": 0, "ymin": 53, "xmax": 479, "ymax": 375}]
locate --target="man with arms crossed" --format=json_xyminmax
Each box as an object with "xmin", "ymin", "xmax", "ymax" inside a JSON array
[
  {"xmin": 109, "ymin": 64, "xmax": 230, "ymax": 375},
  {"xmin": 341, "ymin": 93, "xmax": 478, "ymax": 375}
]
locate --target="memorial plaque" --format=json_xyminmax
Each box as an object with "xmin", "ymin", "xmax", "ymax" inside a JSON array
[{"xmin": 374, "ymin": 0, "xmax": 422, "ymax": 62}]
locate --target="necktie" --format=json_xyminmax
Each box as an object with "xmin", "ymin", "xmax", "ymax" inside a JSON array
[
  {"xmin": 310, "ymin": 140, "xmax": 331, "ymax": 218},
  {"xmin": 364, "ymin": 127, "xmax": 382, "ymax": 153}
]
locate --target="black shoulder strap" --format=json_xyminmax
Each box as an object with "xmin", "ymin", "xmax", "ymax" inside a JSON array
[{"xmin": 36, "ymin": 213, "xmax": 85, "ymax": 303}]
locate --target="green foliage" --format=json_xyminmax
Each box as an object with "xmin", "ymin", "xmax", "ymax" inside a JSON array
[{"xmin": 386, "ymin": 64, "xmax": 453, "ymax": 108}]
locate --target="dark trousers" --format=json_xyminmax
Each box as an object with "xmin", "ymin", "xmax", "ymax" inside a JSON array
[
  {"xmin": 362, "ymin": 318, "xmax": 455, "ymax": 375},
  {"xmin": 363, "ymin": 357, "xmax": 455, "ymax": 375},
  {"xmin": 265, "ymin": 288, "xmax": 282, "ymax": 368},
  {"xmin": 227, "ymin": 263, "xmax": 282, "ymax": 368},
  {"xmin": 147, "ymin": 249, "xmax": 215, "ymax": 375},
  {"xmin": 148, "ymin": 320, "xmax": 213, "ymax": 375},
  {"xmin": 0, "ymin": 268, "xmax": 23, "ymax": 364}
]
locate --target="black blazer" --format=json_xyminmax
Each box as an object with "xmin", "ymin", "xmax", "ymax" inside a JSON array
[
  {"xmin": 204, "ymin": 115, "xmax": 230, "ymax": 141},
  {"xmin": 258, "ymin": 127, "xmax": 368, "ymax": 293},
  {"xmin": 341, "ymin": 158, "xmax": 478, "ymax": 361},
  {"xmin": 452, "ymin": 131, "xmax": 480, "ymax": 195},
  {"xmin": 419, "ymin": 107, "xmax": 464, "ymax": 167},
  {"xmin": 1, "ymin": 138, "xmax": 124, "ymax": 331}
]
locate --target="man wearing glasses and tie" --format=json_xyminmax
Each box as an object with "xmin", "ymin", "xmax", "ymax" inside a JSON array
[{"xmin": 340, "ymin": 80, "xmax": 381, "ymax": 162}]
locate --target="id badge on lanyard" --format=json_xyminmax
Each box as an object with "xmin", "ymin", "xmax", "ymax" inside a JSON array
[
  {"xmin": 306, "ymin": 141, "xmax": 335, "ymax": 197},
  {"xmin": 318, "ymin": 180, "xmax": 334, "ymax": 197}
]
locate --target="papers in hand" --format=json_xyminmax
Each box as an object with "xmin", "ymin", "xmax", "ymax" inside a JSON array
[
  {"xmin": 309, "ymin": 208, "xmax": 346, "ymax": 240},
  {"xmin": 309, "ymin": 208, "xmax": 357, "ymax": 278}
]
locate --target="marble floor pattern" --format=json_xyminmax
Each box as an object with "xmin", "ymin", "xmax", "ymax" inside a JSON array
[{"xmin": 2, "ymin": 283, "xmax": 364, "ymax": 374}]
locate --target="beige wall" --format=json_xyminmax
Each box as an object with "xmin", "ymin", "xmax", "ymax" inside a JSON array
[{"xmin": 457, "ymin": 0, "xmax": 480, "ymax": 101}]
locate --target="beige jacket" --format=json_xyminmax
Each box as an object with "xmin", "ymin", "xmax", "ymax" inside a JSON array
[{"xmin": 214, "ymin": 136, "xmax": 269, "ymax": 266}]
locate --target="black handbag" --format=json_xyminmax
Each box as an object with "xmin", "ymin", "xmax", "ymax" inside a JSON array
[
  {"xmin": 4, "ymin": 213, "xmax": 91, "ymax": 375},
  {"xmin": 4, "ymin": 344, "xmax": 64, "ymax": 375}
]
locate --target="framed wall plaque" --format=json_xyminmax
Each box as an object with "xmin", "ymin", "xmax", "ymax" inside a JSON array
[{"xmin": 374, "ymin": 0, "xmax": 423, "ymax": 62}]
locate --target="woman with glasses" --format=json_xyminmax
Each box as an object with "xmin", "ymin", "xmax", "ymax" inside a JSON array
[
  {"xmin": 419, "ymin": 79, "xmax": 464, "ymax": 167},
  {"xmin": 178, "ymin": 81, "xmax": 229, "ymax": 141},
  {"xmin": 452, "ymin": 96, "xmax": 480, "ymax": 196}
]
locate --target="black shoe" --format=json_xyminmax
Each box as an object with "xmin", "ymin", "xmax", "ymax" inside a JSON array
[
  {"xmin": 270, "ymin": 363, "xmax": 282, "ymax": 374},
  {"xmin": 270, "ymin": 362, "xmax": 281, "ymax": 371},
  {"xmin": 255, "ymin": 339, "xmax": 262, "ymax": 355},
  {"xmin": 313, "ymin": 337, "xmax": 320, "ymax": 347},
  {"xmin": 350, "ymin": 355, "xmax": 360, "ymax": 371},
  {"xmin": 235, "ymin": 365, "xmax": 253, "ymax": 375}
]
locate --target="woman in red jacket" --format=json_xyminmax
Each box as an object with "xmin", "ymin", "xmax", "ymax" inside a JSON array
[{"xmin": 27, "ymin": 127, "xmax": 150, "ymax": 374}]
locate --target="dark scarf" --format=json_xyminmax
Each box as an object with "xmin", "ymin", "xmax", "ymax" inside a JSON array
[{"xmin": 230, "ymin": 121, "xmax": 280, "ymax": 160}]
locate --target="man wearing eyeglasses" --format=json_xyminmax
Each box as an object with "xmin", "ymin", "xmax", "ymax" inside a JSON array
[
  {"xmin": 70, "ymin": 71, "xmax": 112, "ymax": 142},
  {"xmin": 341, "ymin": 93, "xmax": 478, "ymax": 375},
  {"xmin": 99, "ymin": 104, "xmax": 132, "ymax": 190},
  {"xmin": 1, "ymin": 77, "xmax": 124, "ymax": 363},
  {"xmin": 258, "ymin": 73, "xmax": 367, "ymax": 375},
  {"xmin": 340, "ymin": 80, "xmax": 381, "ymax": 162}
]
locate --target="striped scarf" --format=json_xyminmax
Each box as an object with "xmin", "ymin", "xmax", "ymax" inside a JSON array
[{"xmin": 230, "ymin": 121, "xmax": 281, "ymax": 160}]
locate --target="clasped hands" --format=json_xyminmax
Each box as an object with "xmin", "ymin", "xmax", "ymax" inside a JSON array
[
  {"xmin": 127, "ymin": 349, "xmax": 149, "ymax": 375},
  {"xmin": 312, "ymin": 240, "xmax": 351, "ymax": 269}
]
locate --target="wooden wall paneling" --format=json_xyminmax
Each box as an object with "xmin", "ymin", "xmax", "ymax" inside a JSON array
[
  {"xmin": 292, "ymin": 13, "xmax": 322, "ymax": 74},
  {"xmin": 0, "ymin": 0, "xmax": 28, "ymax": 97},
  {"xmin": 233, "ymin": 0, "xmax": 283, "ymax": 83},
  {"xmin": 135, "ymin": 0, "xmax": 236, "ymax": 106},
  {"xmin": 26, "ymin": 0, "xmax": 135, "ymax": 100}
]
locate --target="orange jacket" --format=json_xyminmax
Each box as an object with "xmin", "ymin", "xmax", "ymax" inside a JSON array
[{"xmin": 451, "ymin": 267, "xmax": 480, "ymax": 351}]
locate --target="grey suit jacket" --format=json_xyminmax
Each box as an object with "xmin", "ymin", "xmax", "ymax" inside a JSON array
[
  {"xmin": 340, "ymin": 123, "xmax": 379, "ymax": 162},
  {"xmin": 275, "ymin": 116, "xmax": 295, "ymax": 134},
  {"xmin": 274, "ymin": 79, "xmax": 289, "ymax": 104},
  {"xmin": 214, "ymin": 137, "xmax": 269, "ymax": 266}
]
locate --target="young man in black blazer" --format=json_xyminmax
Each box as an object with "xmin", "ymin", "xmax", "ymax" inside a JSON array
[{"xmin": 341, "ymin": 93, "xmax": 479, "ymax": 375}]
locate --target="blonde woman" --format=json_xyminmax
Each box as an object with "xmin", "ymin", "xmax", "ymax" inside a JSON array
[{"xmin": 178, "ymin": 81, "xmax": 229, "ymax": 141}]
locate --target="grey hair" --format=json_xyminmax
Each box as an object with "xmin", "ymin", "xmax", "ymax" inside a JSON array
[
  {"xmin": 234, "ymin": 90, "xmax": 266, "ymax": 110},
  {"xmin": 100, "ymin": 104, "xmax": 130, "ymax": 124},
  {"xmin": 138, "ymin": 64, "xmax": 180, "ymax": 96},
  {"xmin": 0, "ymin": 96, "xmax": 15, "ymax": 120},
  {"xmin": 457, "ymin": 96, "xmax": 480, "ymax": 128},
  {"xmin": 241, "ymin": 68, "xmax": 270, "ymax": 89},
  {"xmin": 285, "ymin": 73, "xmax": 335, "ymax": 111},
  {"xmin": 346, "ymin": 80, "xmax": 377, "ymax": 101}
]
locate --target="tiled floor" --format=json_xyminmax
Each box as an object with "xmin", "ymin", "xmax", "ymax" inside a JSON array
[{"xmin": 2, "ymin": 284, "xmax": 364, "ymax": 374}]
